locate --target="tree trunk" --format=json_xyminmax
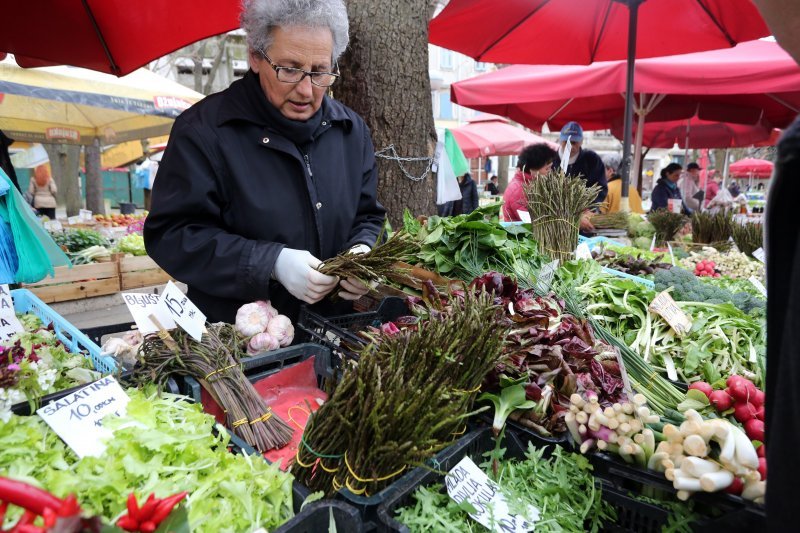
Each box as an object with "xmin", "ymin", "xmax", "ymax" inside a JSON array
[
  {"xmin": 498, "ymin": 155, "xmax": 510, "ymax": 193},
  {"xmin": 193, "ymin": 42, "xmax": 207, "ymax": 93},
  {"xmin": 85, "ymin": 139, "xmax": 105, "ymax": 215},
  {"xmin": 203, "ymin": 35, "xmax": 229, "ymax": 95},
  {"xmin": 337, "ymin": 0, "xmax": 438, "ymax": 228},
  {"xmin": 43, "ymin": 143, "xmax": 81, "ymax": 216}
]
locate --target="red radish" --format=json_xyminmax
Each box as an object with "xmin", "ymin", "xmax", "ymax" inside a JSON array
[
  {"xmin": 688, "ymin": 381, "xmax": 713, "ymax": 398},
  {"xmin": 757, "ymin": 444, "xmax": 766, "ymax": 458},
  {"xmin": 755, "ymin": 405, "xmax": 765, "ymax": 421},
  {"xmin": 742, "ymin": 379, "xmax": 758, "ymax": 397},
  {"xmin": 733, "ymin": 402, "xmax": 757, "ymax": 423},
  {"xmin": 729, "ymin": 381, "xmax": 750, "ymax": 403},
  {"xmin": 725, "ymin": 477, "xmax": 744, "ymax": 495},
  {"xmin": 709, "ymin": 390, "xmax": 733, "ymax": 411},
  {"xmin": 758, "ymin": 457, "xmax": 767, "ymax": 480},
  {"xmin": 745, "ymin": 418, "xmax": 765, "ymax": 442},
  {"xmin": 727, "ymin": 375, "xmax": 746, "ymax": 388},
  {"xmin": 713, "ymin": 273, "xmax": 720, "ymax": 278},
  {"xmin": 751, "ymin": 389, "xmax": 765, "ymax": 407}
]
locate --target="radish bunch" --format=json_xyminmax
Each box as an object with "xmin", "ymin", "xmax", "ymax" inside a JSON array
[{"xmin": 693, "ymin": 260, "xmax": 719, "ymax": 278}]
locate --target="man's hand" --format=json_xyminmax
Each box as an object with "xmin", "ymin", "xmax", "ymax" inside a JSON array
[
  {"xmin": 339, "ymin": 277, "xmax": 373, "ymax": 301},
  {"xmin": 579, "ymin": 210, "xmax": 595, "ymax": 232},
  {"xmin": 273, "ymin": 248, "xmax": 338, "ymax": 304}
]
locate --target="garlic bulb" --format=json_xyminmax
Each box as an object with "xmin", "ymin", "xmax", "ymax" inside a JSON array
[
  {"xmin": 266, "ymin": 314, "xmax": 294, "ymax": 347},
  {"xmin": 247, "ymin": 332, "xmax": 280, "ymax": 355},
  {"xmin": 235, "ymin": 302, "xmax": 271, "ymax": 337}
]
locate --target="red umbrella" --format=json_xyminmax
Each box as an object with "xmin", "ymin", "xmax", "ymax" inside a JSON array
[
  {"xmin": 609, "ymin": 116, "xmax": 774, "ymax": 149},
  {"xmin": 431, "ymin": 0, "xmax": 770, "ymax": 201},
  {"xmin": 0, "ymin": 1, "xmax": 240, "ymax": 76},
  {"xmin": 729, "ymin": 158, "xmax": 775, "ymax": 179},
  {"xmin": 449, "ymin": 115, "xmax": 557, "ymax": 158}
]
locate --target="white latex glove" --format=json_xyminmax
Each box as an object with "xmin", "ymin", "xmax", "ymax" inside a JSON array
[
  {"xmin": 273, "ymin": 248, "xmax": 338, "ymax": 304},
  {"xmin": 339, "ymin": 277, "xmax": 373, "ymax": 301}
]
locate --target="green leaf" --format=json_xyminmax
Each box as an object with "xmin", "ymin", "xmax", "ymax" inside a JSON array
[
  {"xmin": 685, "ymin": 389, "xmax": 710, "ymax": 406},
  {"xmin": 423, "ymin": 225, "xmax": 444, "ymax": 244},
  {"xmin": 155, "ymin": 504, "xmax": 191, "ymax": 533},
  {"xmin": 677, "ymin": 398, "xmax": 708, "ymax": 412}
]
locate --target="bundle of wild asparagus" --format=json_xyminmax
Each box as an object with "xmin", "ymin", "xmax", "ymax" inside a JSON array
[
  {"xmin": 691, "ymin": 211, "xmax": 734, "ymax": 249},
  {"xmin": 293, "ymin": 290, "xmax": 507, "ymax": 496},
  {"xmin": 732, "ymin": 221, "xmax": 763, "ymax": 257},
  {"xmin": 524, "ymin": 171, "xmax": 600, "ymax": 264},
  {"xmin": 589, "ymin": 212, "xmax": 629, "ymax": 230},
  {"xmin": 318, "ymin": 232, "xmax": 419, "ymax": 290},
  {"xmin": 648, "ymin": 209, "xmax": 688, "ymax": 245},
  {"xmin": 133, "ymin": 323, "xmax": 293, "ymax": 452}
]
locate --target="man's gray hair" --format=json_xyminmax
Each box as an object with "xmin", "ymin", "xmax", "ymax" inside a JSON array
[
  {"xmin": 240, "ymin": 0, "xmax": 349, "ymax": 61},
  {"xmin": 602, "ymin": 153, "xmax": 622, "ymax": 173}
]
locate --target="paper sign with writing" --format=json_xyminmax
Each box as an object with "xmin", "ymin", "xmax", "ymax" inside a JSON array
[
  {"xmin": 157, "ymin": 281, "xmax": 205, "ymax": 341},
  {"xmin": 752, "ymin": 248, "xmax": 765, "ymax": 263},
  {"xmin": 535, "ymin": 259, "xmax": 559, "ymax": 295},
  {"xmin": 649, "ymin": 290, "xmax": 692, "ymax": 336},
  {"xmin": 121, "ymin": 292, "xmax": 176, "ymax": 335},
  {"xmin": 575, "ymin": 242, "xmax": 593, "ymax": 260},
  {"xmin": 748, "ymin": 276, "xmax": 767, "ymax": 297},
  {"xmin": 79, "ymin": 209, "xmax": 93, "ymax": 221},
  {"xmin": 43, "ymin": 220, "xmax": 63, "ymax": 232},
  {"xmin": 0, "ymin": 285, "xmax": 23, "ymax": 342},
  {"xmin": 67, "ymin": 215, "xmax": 81, "ymax": 225},
  {"xmin": 446, "ymin": 456, "xmax": 538, "ymax": 533},
  {"xmin": 36, "ymin": 376, "xmax": 131, "ymax": 458},
  {"xmin": 516, "ymin": 210, "xmax": 532, "ymax": 223},
  {"xmin": 667, "ymin": 199, "xmax": 682, "ymax": 214}
]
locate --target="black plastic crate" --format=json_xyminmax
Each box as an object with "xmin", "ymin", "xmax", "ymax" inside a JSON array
[
  {"xmin": 274, "ymin": 500, "xmax": 363, "ymax": 533},
  {"xmin": 588, "ymin": 451, "xmax": 766, "ymax": 531},
  {"xmin": 80, "ymin": 321, "xmax": 137, "ymax": 347},
  {"xmin": 296, "ymin": 296, "xmax": 409, "ymax": 365},
  {"xmin": 599, "ymin": 480, "xmax": 673, "ymax": 532},
  {"xmin": 476, "ymin": 411, "xmax": 570, "ymax": 450}
]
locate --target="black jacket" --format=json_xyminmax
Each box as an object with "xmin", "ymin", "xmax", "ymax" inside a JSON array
[
  {"xmin": 553, "ymin": 148, "xmax": 608, "ymax": 205},
  {"xmin": 144, "ymin": 73, "xmax": 386, "ymax": 323},
  {"xmin": 455, "ymin": 174, "xmax": 479, "ymax": 215}
]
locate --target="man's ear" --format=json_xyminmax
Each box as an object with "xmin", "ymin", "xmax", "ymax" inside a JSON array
[{"xmin": 248, "ymin": 49, "xmax": 261, "ymax": 73}]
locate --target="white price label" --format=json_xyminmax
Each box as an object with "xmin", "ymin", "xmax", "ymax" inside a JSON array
[
  {"xmin": 752, "ymin": 248, "xmax": 765, "ymax": 263},
  {"xmin": 446, "ymin": 456, "xmax": 538, "ymax": 533},
  {"xmin": 121, "ymin": 292, "xmax": 176, "ymax": 335},
  {"xmin": 67, "ymin": 215, "xmax": 81, "ymax": 225},
  {"xmin": 649, "ymin": 290, "xmax": 692, "ymax": 336},
  {"xmin": 157, "ymin": 281, "xmax": 206, "ymax": 341},
  {"xmin": 36, "ymin": 376, "xmax": 131, "ymax": 458},
  {"xmin": 516, "ymin": 210, "xmax": 532, "ymax": 223},
  {"xmin": 43, "ymin": 220, "xmax": 63, "ymax": 231},
  {"xmin": 575, "ymin": 242, "xmax": 593, "ymax": 260},
  {"xmin": 0, "ymin": 285, "xmax": 23, "ymax": 341},
  {"xmin": 666, "ymin": 242, "xmax": 676, "ymax": 266},
  {"xmin": 535, "ymin": 259, "xmax": 559, "ymax": 294},
  {"xmin": 667, "ymin": 199, "xmax": 682, "ymax": 214},
  {"xmin": 748, "ymin": 276, "xmax": 767, "ymax": 297},
  {"xmin": 79, "ymin": 209, "xmax": 93, "ymax": 221}
]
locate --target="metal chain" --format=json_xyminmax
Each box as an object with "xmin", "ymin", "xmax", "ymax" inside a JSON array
[{"xmin": 374, "ymin": 144, "xmax": 433, "ymax": 182}]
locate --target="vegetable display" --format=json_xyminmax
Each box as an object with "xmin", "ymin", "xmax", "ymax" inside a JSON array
[
  {"xmin": 654, "ymin": 267, "xmax": 764, "ymax": 315},
  {"xmin": 591, "ymin": 247, "xmax": 673, "ymax": 278},
  {"xmin": 691, "ymin": 211, "xmax": 734, "ymax": 247},
  {"xmin": 679, "ymin": 247, "xmax": 763, "ymax": 280},
  {"xmin": 647, "ymin": 209, "xmax": 688, "ymax": 245},
  {"xmin": 732, "ymin": 221, "xmax": 763, "ymax": 258},
  {"xmin": 589, "ymin": 212, "xmax": 628, "ymax": 230},
  {"xmin": 524, "ymin": 171, "xmax": 600, "ymax": 264},
  {"xmin": 0, "ymin": 388, "xmax": 295, "ymax": 532},
  {"xmin": 115, "ymin": 233, "xmax": 147, "ymax": 256},
  {"xmin": 48, "ymin": 228, "xmax": 109, "ymax": 253}
]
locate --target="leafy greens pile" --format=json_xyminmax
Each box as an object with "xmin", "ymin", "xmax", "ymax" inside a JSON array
[{"xmin": 0, "ymin": 387, "xmax": 295, "ymax": 532}]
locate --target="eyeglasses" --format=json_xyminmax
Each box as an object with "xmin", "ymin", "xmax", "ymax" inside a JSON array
[{"xmin": 259, "ymin": 50, "xmax": 340, "ymax": 87}]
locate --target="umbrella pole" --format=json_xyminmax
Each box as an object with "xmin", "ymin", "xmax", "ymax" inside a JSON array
[{"xmin": 619, "ymin": 0, "xmax": 642, "ymax": 212}]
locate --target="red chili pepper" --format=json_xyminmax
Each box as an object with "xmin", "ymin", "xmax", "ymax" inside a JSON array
[
  {"xmin": 148, "ymin": 491, "xmax": 188, "ymax": 525},
  {"xmin": 137, "ymin": 493, "xmax": 158, "ymax": 522},
  {"xmin": 116, "ymin": 514, "xmax": 140, "ymax": 532},
  {"xmin": 9, "ymin": 510, "xmax": 37, "ymax": 532},
  {"xmin": 126, "ymin": 492, "xmax": 142, "ymax": 523},
  {"xmin": 139, "ymin": 520, "xmax": 157, "ymax": 533},
  {"xmin": 12, "ymin": 525, "xmax": 44, "ymax": 533},
  {"xmin": 57, "ymin": 494, "xmax": 81, "ymax": 518},
  {"xmin": 0, "ymin": 478, "xmax": 64, "ymax": 516},
  {"xmin": 42, "ymin": 507, "xmax": 57, "ymax": 528}
]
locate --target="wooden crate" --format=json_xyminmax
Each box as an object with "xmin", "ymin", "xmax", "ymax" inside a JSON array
[
  {"xmin": 118, "ymin": 255, "xmax": 172, "ymax": 290},
  {"xmin": 21, "ymin": 262, "xmax": 121, "ymax": 303}
]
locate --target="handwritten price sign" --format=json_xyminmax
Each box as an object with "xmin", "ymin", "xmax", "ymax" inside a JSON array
[{"xmin": 157, "ymin": 281, "xmax": 206, "ymax": 341}]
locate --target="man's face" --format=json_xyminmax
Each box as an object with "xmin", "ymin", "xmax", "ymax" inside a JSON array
[
  {"xmin": 688, "ymin": 168, "xmax": 700, "ymax": 181},
  {"xmin": 249, "ymin": 26, "xmax": 333, "ymax": 121},
  {"xmin": 559, "ymin": 139, "xmax": 582, "ymax": 154}
]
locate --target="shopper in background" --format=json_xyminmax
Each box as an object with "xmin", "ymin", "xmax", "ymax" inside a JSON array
[
  {"xmin": 144, "ymin": 0, "xmax": 386, "ymax": 323},
  {"xmin": 753, "ymin": 0, "xmax": 800, "ymax": 528},
  {"xmin": 679, "ymin": 162, "xmax": 703, "ymax": 211},
  {"xmin": 704, "ymin": 173, "xmax": 721, "ymax": 208},
  {"xmin": 485, "ymin": 175, "xmax": 499, "ymax": 196},
  {"xmin": 453, "ymin": 172, "xmax": 479, "ymax": 215},
  {"xmin": 502, "ymin": 143, "xmax": 558, "ymax": 222},
  {"xmin": 553, "ymin": 121, "xmax": 608, "ymax": 208},
  {"xmin": 650, "ymin": 163, "xmax": 691, "ymax": 215},
  {"xmin": 27, "ymin": 164, "xmax": 57, "ymax": 219},
  {"xmin": 600, "ymin": 153, "xmax": 644, "ymax": 214}
]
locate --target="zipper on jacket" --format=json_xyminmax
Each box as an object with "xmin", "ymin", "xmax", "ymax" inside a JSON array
[{"xmin": 303, "ymin": 153, "xmax": 313, "ymax": 179}]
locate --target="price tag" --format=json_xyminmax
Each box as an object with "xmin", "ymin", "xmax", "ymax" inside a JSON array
[
  {"xmin": 575, "ymin": 242, "xmax": 593, "ymax": 260},
  {"xmin": 36, "ymin": 376, "xmax": 131, "ymax": 458},
  {"xmin": 650, "ymin": 235, "xmax": 657, "ymax": 252},
  {"xmin": 67, "ymin": 215, "xmax": 81, "ymax": 225},
  {"xmin": 667, "ymin": 199, "xmax": 682, "ymax": 214},
  {"xmin": 666, "ymin": 242, "xmax": 676, "ymax": 266},
  {"xmin": 516, "ymin": 210, "xmax": 532, "ymax": 223},
  {"xmin": 121, "ymin": 292, "xmax": 176, "ymax": 335},
  {"xmin": 79, "ymin": 209, "xmax": 93, "ymax": 221},
  {"xmin": 0, "ymin": 285, "xmax": 23, "ymax": 342},
  {"xmin": 748, "ymin": 276, "xmax": 767, "ymax": 297},
  {"xmin": 649, "ymin": 290, "xmax": 692, "ymax": 336},
  {"xmin": 157, "ymin": 281, "xmax": 206, "ymax": 341},
  {"xmin": 752, "ymin": 247, "xmax": 765, "ymax": 263},
  {"xmin": 535, "ymin": 259, "xmax": 559, "ymax": 295},
  {"xmin": 446, "ymin": 456, "xmax": 537, "ymax": 533}
]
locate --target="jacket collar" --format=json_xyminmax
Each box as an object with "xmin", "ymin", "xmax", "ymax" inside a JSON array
[{"xmin": 216, "ymin": 70, "xmax": 353, "ymax": 133}]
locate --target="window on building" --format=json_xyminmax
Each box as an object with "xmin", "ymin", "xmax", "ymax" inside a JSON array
[
  {"xmin": 440, "ymin": 48, "xmax": 453, "ymax": 70},
  {"xmin": 439, "ymin": 92, "xmax": 453, "ymax": 119},
  {"xmin": 475, "ymin": 61, "xmax": 488, "ymax": 71}
]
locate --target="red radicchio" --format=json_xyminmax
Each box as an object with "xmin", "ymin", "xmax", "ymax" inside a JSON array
[{"xmin": 470, "ymin": 272, "xmax": 517, "ymax": 303}]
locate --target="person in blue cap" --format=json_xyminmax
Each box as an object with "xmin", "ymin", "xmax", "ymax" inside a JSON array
[{"xmin": 552, "ymin": 121, "xmax": 608, "ymax": 231}]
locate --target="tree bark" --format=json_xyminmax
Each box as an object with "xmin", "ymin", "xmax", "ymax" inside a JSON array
[
  {"xmin": 85, "ymin": 139, "xmax": 105, "ymax": 215},
  {"xmin": 43, "ymin": 143, "xmax": 81, "ymax": 216},
  {"xmin": 337, "ymin": 0, "xmax": 438, "ymax": 228},
  {"xmin": 498, "ymin": 155, "xmax": 510, "ymax": 193},
  {"xmin": 204, "ymin": 35, "xmax": 230, "ymax": 95}
]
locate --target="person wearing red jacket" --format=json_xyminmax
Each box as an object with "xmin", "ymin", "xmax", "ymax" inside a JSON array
[{"xmin": 502, "ymin": 143, "xmax": 557, "ymax": 221}]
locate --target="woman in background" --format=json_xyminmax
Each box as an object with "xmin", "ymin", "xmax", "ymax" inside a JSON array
[{"xmin": 27, "ymin": 164, "xmax": 57, "ymax": 219}]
